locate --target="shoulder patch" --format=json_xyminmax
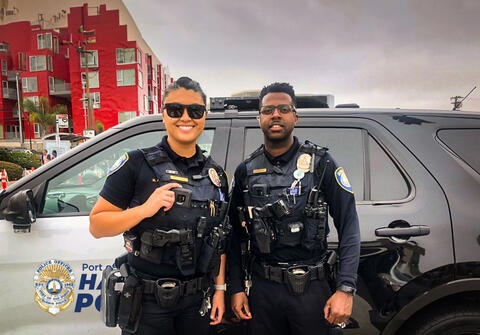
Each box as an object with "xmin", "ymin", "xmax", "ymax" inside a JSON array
[
  {"xmin": 107, "ymin": 153, "xmax": 129, "ymax": 177},
  {"xmin": 335, "ymin": 167, "xmax": 353, "ymax": 194}
]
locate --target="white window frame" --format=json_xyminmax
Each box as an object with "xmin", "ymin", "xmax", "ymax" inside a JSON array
[
  {"xmin": 80, "ymin": 50, "xmax": 98, "ymax": 68},
  {"xmin": 144, "ymin": 95, "xmax": 149, "ymax": 112},
  {"xmin": 46, "ymin": 33, "xmax": 52, "ymax": 50},
  {"xmin": 22, "ymin": 77, "xmax": 38, "ymax": 93},
  {"xmin": 49, "ymin": 76, "xmax": 54, "ymax": 93},
  {"xmin": 33, "ymin": 123, "xmax": 40, "ymax": 137},
  {"xmin": 1, "ymin": 59, "xmax": 6, "ymax": 76},
  {"xmin": 138, "ymin": 70, "xmax": 143, "ymax": 88},
  {"xmin": 137, "ymin": 49, "xmax": 142, "ymax": 65},
  {"xmin": 116, "ymin": 48, "xmax": 136, "ymax": 65},
  {"xmin": 118, "ymin": 111, "xmax": 136, "ymax": 123},
  {"xmin": 116, "ymin": 69, "xmax": 136, "ymax": 87},
  {"xmin": 29, "ymin": 55, "xmax": 47, "ymax": 71},
  {"xmin": 24, "ymin": 96, "xmax": 39, "ymax": 105},
  {"xmin": 83, "ymin": 92, "xmax": 100, "ymax": 109},
  {"xmin": 65, "ymin": 47, "xmax": 69, "ymax": 59},
  {"xmin": 37, "ymin": 34, "xmax": 46, "ymax": 50},
  {"xmin": 81, "ymin": 71, "xmax": 100, "ymax": 89},
  {"xmin": 53, "ymin": 37, "xmax": 59, "ymax": 54},
  {"xmin": 47, "ymin": 55, "xmax": 53, "ymax": 72}
]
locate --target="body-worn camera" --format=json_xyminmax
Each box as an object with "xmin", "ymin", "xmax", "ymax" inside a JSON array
[{"xmin": 172, "ymin": 188, "xmax": 192, "ymax": 207}]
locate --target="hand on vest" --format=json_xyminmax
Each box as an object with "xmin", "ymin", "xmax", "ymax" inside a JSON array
[
  {"xmin": 141, "ymin": 183, "xmax": 182, "ymax": 217},
  {"xmin": 231, "ymin": 292, "xmax": 252, "ymax": 320},
  {"xmin": 210, "ymin": 290, "xmax": 225, "ymax": 325},
  {"xmin": 323, "ymin": 290, "xmax": 353, "ymax": 326}
]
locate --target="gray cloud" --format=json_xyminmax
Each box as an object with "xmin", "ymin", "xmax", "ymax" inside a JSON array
[{"xmin": 125, "ymin": 0, "xmax": 480, "ymax": 111}]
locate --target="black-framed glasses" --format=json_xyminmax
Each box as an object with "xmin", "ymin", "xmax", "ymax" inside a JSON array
[
  {"xmin": 163, "ymin": 103, "xmax": 206, "ymax": 119},
  {"xmin": 260, "ymin": 104, "xmax": 295, "ymax": 115}
]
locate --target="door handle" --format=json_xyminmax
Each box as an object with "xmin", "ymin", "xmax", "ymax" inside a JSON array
[{"xmin": 375, "ymin": 225, "xmax": 430, "ymax": 237}]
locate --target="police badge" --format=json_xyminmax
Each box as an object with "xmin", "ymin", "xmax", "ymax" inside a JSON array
[
  {"xmin": 208, "ymin": 168, "xmax": 221, "ymax": 187},
  {"xmin": 297, "ymin": 154, "xmax": 312, "ymax": 173},
  {"xmin": 33, "ymin": 259, "xmax": 75, "ymax": 315}
]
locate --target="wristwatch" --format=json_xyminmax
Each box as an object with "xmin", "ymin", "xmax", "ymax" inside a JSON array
[
  {"xmin": 214, "ymin": 284, "xmax": 227, "ymax": 291},
  {"xmin": 337, "ymin": 284, "xmax": 356, "ymax": 296}
]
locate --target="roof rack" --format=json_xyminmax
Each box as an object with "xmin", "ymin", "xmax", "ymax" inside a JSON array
[{"xmin": 210, "ymin": 94, "xmax": 334, "ymax": 112}]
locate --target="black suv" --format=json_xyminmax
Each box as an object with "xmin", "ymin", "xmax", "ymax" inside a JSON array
[{"xmin": 1, "ymin": 107, "xmax": 479, "ymax": 334}]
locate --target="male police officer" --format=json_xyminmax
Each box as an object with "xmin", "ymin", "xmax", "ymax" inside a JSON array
[
  {"xmin": 90, "ymin": 77, "xmax": 228, "ymax": 335},
  {"xmin": 228, "ymin": 82, "xmax": 360, "ymax": 334}
]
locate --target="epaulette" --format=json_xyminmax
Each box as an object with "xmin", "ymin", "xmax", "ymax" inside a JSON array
[
  {"xmin": 140, "ymin": 146, "xmax": 171, "ymax": 166},
  {"xmin": 244, "ymin": 145, "xmax": 264, "ymax": 163},
  {"xmin": 300, "ymin": 140, "xmax": 329, "ymax": 157}
]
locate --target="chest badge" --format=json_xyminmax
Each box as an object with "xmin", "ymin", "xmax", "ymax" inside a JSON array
[
  {"xmin": 297, "ymin": 154, "xmax": 312, "ymax": 173},
  {"xmin": 208, "ymin": 168, "xmax": 221, "ymax": 187}
]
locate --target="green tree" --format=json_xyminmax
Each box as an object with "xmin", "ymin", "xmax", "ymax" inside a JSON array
[{"xmin": 23, "ymin": 97, "xmax": 68, "ymax": 137}]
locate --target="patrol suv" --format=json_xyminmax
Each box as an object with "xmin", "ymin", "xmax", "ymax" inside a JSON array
[{"xmin": 1, "ymin": 103, "xmax": 479, "ymax": 335}]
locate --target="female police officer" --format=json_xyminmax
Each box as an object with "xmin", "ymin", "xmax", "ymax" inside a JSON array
[{"xmin": 90, "ymin": 77, "xmax": 228, "ymax": 335}]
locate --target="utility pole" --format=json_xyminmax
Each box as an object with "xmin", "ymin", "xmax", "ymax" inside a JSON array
[
  {"xmin": 451, "ymin": 96, "xmax": 462, "ymax": 111},
  {"xmin": 15, "ymin": 71, "xmax": 24, "ymax": 146},
  {"xmin": 62, "ymin": 25, "xmax": 96, "ymax": 131},
  {"xmin": 451, "ymin": 86, "xmax": 477, "ymax": 111}
]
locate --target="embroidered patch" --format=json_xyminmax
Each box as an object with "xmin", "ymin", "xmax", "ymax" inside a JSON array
[
  {"xmin": 107, "ymin": 153, "xmax": 129, "ymax": 177},
  {"xmin": 335, "ymin": 167, "xmax": 353, "ymax": 194}
]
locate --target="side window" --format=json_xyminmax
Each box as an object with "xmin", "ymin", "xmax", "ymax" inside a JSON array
[
  {"xmin": 368, "ymin": 136, "xmax": 409, "ymax": 201},
  {"xmin": 244, "ymin": 127, "xmax": 410, "ymax": 202},
  {"xmin": 437, "ymin": 129, "xmax": 480, "ymax": 175},
  {"xmin": 41, "ymin": 129, "xmax": 215, "ymax": 215},
  {"xmin": 244, "ymin": 127, "xmax": 365, "ymax": 200}
]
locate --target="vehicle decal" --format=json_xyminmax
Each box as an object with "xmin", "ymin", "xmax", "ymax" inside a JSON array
[{"xmin": 34, "ymin": 259, "xmax": 75, "ymax": 315}]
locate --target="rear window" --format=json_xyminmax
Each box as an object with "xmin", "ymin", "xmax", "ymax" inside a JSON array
[{"xmin": 437, "ymin": 129, "xmax": 480, "ymax": 175}]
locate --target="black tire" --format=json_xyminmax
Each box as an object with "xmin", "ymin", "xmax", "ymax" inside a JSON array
[{"xmin": 401, "ymin": 305, "xmax": 480, "ymax": 335}]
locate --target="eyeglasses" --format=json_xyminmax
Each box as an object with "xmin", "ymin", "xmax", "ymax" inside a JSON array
[
  {"xmin": 164, "ymin": 103, "xmax": 206, "ymax": 119},
  {"xmin": 260, "ymin": 104, "xmax": 295, "ymax": 115}
]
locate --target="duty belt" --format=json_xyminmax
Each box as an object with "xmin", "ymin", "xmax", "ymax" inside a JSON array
[
  {"xmin": 142, "ymin": 276, "xmax": 209, "ymax": 296},
  {"xmin": 141, "ymin": 229, "xmax": 194, "ymax": 247},
  {"xmin": 142, "ymin": 276, "xmax": 210, "ymax": 308},
  {"xmin": 253, "ymin": 261, "xmax": 326, "ymax": 295}
]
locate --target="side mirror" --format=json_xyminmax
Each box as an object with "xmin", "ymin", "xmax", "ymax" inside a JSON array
[{"xmin": 3, "ymin": 189, "xmax": 37, "ymax": 232}]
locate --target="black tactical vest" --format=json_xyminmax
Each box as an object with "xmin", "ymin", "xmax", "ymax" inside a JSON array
[
  {"xmin": 243, "ymin": 141, "xmax": 328, "ymax": 255},
  {"xmin": 128, "ymin": 145, "xmax": 228, "ymax": 277}
]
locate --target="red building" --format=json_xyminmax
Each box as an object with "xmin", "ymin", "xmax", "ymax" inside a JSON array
[{"xmin": 0, "ymin": 3, "xmax": 171, "ymax": 141}]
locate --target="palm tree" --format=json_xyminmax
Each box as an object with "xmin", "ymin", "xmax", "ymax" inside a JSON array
[{"xmin": 23, "ymin": 97, "xmax": 68, "ymax": 137}]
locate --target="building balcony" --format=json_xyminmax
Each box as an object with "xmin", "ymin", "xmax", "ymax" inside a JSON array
[
  {"xmin": 50, "ymin": 82, "xmax": 71, "ymax": 98},
  {"xmin": 2, "ymin": 87, "xmax": 18, "ymax": 100},
  {"xmin": 0, "ymin": 43, "xmax": 9, "ymax": 54}
]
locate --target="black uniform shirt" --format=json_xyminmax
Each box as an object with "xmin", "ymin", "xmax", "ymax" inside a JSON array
[
  {"xmin": 228, "ymin": 137, "xmax": 361, "ymax": 293},
  {"xmin": 99, "ymin": 135, "xmax": 208, "ymax": 277}
]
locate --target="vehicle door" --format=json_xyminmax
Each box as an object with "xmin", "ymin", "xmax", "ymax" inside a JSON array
[
  {"xmin": 0, "ymin": 118, "xmax": 230, "ymax": 335},
  {"xmin": 229, "ymin": 114, "xmax": 452, "ymax": 335}
]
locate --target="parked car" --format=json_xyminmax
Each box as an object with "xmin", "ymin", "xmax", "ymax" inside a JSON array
[{"xmin": 1, "ymin": 106, "xmax": 479, "ymax": 335}]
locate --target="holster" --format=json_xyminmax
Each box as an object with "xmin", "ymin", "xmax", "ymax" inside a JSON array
[
  {"xmin": 153, "ymin": 278, "xmax": 182, "ymax": 308},
  {"xmin": 252, "ymin": 215, "xmax": 272, "ymax": 254},
  {"xmin": 285, "ymin": 265, "xmax": 312, "ymax": 295},
  {"xmin": 100, "ymin": 266, "xmax": 123, "ymax": 327},
  {"xmin": 117, "ymin": 264, "xmax": 143, "ymax": 333}
]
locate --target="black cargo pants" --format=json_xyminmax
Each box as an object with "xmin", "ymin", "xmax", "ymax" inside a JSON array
[
  {"xmin": 247, "ymin": 272, "xmax": 337, "ymax": 335},
  {"xmin": 121, "ymin": 292, "xmax": 212, "ymax": 335}
]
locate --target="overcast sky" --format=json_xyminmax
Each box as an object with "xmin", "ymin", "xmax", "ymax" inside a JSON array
[{"xmin": 124, "ymin": 0, "xmax": 480, "ymax": 111}]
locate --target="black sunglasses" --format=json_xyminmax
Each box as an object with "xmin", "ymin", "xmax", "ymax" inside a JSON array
[
  {"xmin": 163, "ymin": 103, "xmax": 206, "ymax": 119},
  {"xmin": 260, "ymin": 104, "xmax": 295, "ymax": 115}
]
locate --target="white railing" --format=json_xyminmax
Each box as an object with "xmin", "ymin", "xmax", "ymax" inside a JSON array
[{"xmin": 50, "ymin": 82, "xmax": 71, "ymax": 94}]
